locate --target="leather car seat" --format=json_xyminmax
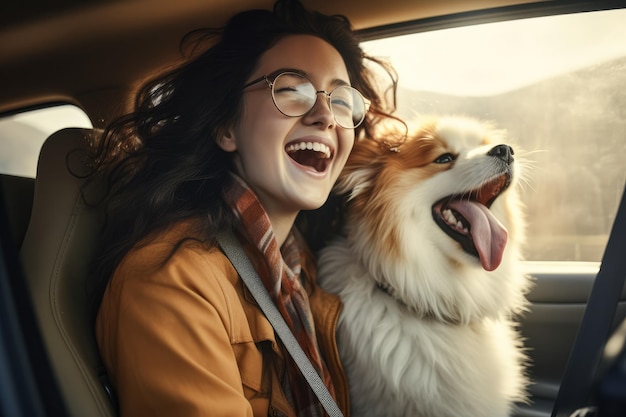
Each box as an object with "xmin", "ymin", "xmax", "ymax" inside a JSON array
[{"xmin": 20, "ymin": 128, "xmax": 116, "ymax": 417}]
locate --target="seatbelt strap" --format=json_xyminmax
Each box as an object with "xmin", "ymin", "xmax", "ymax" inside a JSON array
[
  {"xmin": 552, "ymin": 182, "xmax": 626, "ymax": 417},
  {"xmin": 216, "ymin": 231, "xmax": 344, "ymax": 417}
]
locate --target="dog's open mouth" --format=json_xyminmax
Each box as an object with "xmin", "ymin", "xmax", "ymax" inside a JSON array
[
  {"xmin": 286, "ymin": 141, "xmax": 333, "ymax": 173},
  {"xmin": 432, "ymin": 174, "xmax": 511, "ymax": 271}
]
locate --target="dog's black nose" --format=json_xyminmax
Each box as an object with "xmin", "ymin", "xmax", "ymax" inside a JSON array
[{"xmin": 487, "ymin": 144, "xmax": 514, "ymax": 164}]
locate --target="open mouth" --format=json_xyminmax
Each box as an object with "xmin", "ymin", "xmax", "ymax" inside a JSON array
[
  {"xmin": 432, "ymin": 173, "xmax": 511, "ymax": 271},
  {"xmin": 285, "ymin": 141, "xmax": 333, "ymax": 173}
]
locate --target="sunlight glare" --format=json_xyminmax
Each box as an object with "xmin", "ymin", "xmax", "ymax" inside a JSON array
[{"xmin": 363, "ymin": 9, "xmax": 626, "ymax": 96}]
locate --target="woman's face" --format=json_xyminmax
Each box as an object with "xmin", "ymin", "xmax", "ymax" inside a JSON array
[{"xmin": 219, "ymin": 35, "xmax": 356, "ymax": 221}]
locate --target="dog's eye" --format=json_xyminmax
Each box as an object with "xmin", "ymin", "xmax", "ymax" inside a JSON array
[{"xmin": 434, "ymin": 153, "xmax": 456, "ymax": 164}]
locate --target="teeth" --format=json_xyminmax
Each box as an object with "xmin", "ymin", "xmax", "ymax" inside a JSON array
[
  {"xmin": 286, "ymin": 142, "xmax": 331, "ymax": 159},
  {"xmin": 443, "ymin": 208, "xmax": 456, "ymax": 224},
  {"xmin": 442, "ymin": 209, "xmax": 469, "ymax": 234}
]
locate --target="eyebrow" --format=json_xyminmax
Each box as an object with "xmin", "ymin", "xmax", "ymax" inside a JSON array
[{"xmin": 270, "ymin": 67, "xmax": 350, "ymax": 88}]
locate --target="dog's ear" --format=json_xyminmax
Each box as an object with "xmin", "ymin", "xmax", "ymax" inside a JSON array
[{"xmin": 335, "ymin": 138, "xmax": 383, "ymax": 199}]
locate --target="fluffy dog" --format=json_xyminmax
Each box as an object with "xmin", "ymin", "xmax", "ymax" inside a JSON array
[{"xmin": 317, "ymin": 116, "xmax": 532, "ymax": 417}]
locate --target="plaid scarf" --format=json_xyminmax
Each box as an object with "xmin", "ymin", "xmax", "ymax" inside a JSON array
[{"xmin": 224, "ymin": 174, "xmax": 335, "ymax": 417}]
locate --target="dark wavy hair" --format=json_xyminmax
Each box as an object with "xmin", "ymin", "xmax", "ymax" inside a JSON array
[{"xmin": 87, "ymin": 0, "xmax": 399, "ymax": 307}]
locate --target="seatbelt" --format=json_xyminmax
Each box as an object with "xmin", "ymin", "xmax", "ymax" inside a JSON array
[
  {"xmin": 551, "ymin": 182, "xmax": 626, "ymax": 417},
  {"xmin": 216, "ymin": 231, "xmax": 344, "ymax": 417}
]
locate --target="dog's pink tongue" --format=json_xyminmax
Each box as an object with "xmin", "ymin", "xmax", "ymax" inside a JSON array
[{"xmin": 447, "ymin": 200, "xmax": 508, "ymax": 271}]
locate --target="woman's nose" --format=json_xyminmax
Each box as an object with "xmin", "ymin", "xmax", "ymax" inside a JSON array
[{"xmin": 301, "ymin": 92, "xmax": 336, "ymax": 128}]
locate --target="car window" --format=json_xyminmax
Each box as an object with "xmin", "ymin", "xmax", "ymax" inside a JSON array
[
  {"xmin": 0, "ymin": 104, "xmax": 92, "ymax": 178},
  {"xmin": 362, "ymin": 8, "xmax": 626, "ymax": 263}
]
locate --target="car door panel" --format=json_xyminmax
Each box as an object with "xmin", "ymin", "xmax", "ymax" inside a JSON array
[{"xmin": 516, "ymin": 267, "xmax": 626, "ymax": 417}]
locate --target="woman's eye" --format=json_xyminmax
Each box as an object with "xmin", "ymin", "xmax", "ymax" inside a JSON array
[
  {"xmin": 331, "ymin": 97, "xmax": 352, "ymax": 111},
  {"xmin": 275, "ymin": 86, "xmax": 297, "ymax": 93},
  {"xmin": 434, "ymin": 153, "xmax": 456, "ymax": 164}
]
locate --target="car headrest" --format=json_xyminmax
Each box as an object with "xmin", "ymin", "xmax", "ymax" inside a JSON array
[{"xmin": 20, "ymin": 127, "xmax": 116, "ymax": 417}]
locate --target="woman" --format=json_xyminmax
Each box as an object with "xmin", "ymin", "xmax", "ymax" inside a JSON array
[{"xmin": 91, "ymin": 1, "xmax": 397, "ymax": 416}]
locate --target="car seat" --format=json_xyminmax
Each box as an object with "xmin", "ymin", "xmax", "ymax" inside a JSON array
[{"xmin": 19, "ymin": 128, "xmax": 116, "ymax": 417}]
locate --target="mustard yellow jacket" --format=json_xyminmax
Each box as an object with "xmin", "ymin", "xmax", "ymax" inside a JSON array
[{"xmin": 96, "ymin": 223, "xmax": 349, "ymax": 417}]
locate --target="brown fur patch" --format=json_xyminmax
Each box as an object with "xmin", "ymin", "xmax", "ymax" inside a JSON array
[{"xmin": 340, "ymin": 121, "xmax": 461, "ymax": 260}]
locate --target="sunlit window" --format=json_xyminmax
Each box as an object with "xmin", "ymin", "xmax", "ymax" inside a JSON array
[
  {"xmin": 363, "ymin": 8, "xmax": 626, "ymax": 262},
  {"xmin": 0, "ymin": 104, "xmax": 92, "ymax": 178}
]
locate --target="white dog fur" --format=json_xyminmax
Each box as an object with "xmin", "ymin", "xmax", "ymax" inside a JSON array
[{"xmin": 318, "ymin": 116, "xmax": 532, "ymax": 417}]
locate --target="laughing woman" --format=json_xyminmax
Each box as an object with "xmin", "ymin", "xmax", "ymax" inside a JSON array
[{"xmin": 90, "ymin": 0, "xmax": 397, "ymax": 416}]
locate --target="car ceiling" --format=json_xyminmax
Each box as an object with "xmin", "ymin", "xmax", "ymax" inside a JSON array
[{"xmin": 0, "ymin": 0, "xmax": 537, "ymax": 124}]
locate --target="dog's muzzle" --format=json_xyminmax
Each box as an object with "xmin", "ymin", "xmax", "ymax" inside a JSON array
[{"xmin": 432, "ymin": 144, "xmax": 514, "ymax": 271}]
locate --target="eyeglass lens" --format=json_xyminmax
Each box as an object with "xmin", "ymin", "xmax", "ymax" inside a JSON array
[{"xmin": 271, "ymin": 72, "xmax": 366, "ymax": 128}]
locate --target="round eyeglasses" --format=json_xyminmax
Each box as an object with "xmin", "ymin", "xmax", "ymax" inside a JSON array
[{"xmin": 243, "ymin": 71, "xmax": 370, "ymax": 129}]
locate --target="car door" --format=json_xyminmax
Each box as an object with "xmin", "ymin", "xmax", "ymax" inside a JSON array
[{"xmin": 0, "ymin": 190, "xmax": 68, "ymax": 417}]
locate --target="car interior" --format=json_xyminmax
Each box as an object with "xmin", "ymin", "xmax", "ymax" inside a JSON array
[{"xmin": 1, "ymin": 1, "xmax": 625, "ymax": 417}]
